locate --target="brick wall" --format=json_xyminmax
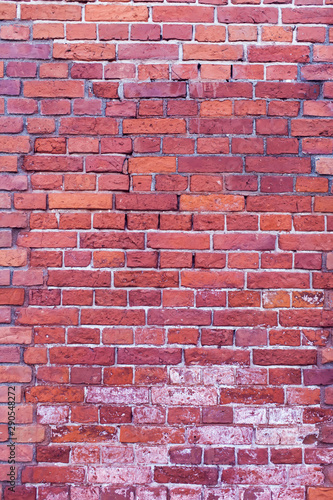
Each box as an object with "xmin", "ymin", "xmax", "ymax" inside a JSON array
[{"xmin": 1, "ymin": 1, "xmax": 333, "ymax": 499}]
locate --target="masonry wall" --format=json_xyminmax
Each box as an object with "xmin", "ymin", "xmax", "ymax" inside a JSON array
[{"xmin": 1, "ymin": 1, "xmax": 333, "ymax": 499}]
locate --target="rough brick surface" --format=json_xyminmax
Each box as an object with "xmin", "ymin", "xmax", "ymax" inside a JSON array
[{"xmin": 1, "ymin": 1, "xmax": 333, "ymax": 499}]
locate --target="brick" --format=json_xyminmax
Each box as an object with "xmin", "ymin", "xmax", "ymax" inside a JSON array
[
  {"xmin": 123, "ymin": 118, "xmax": 185, "ymax": 135},
  {"xmin": 0, "ymin": 2, "xmax": 330, "ymax": 490},
  {"xmin": 0, "ymin": 156, "xmax": 18, "ymax": 172},
  {"xmin": 246, "ymin": 157, "xmax": 310, "ymax": 174},
  {"xmin": 308, "ymin": 489, "xmax": 333, "ymax": 500},
  {"xmin": 119, "ymin": 44, "xmax": 178, "ymax": 61},
  {"xmin": 33, "ymin": 23, "xmax": 64, "ymax": 40},
  {"xmin": 59, "ymin": 117, "xmax": 117, "ymax": 136},
  {"xmin": 148, "ymin": 233, "xmax": 209, "ymax": 250},
  {"xmin": 1, "ymin": 25, "xmax": 30, "ymax": 41},
  {"xmin": 200, "ymin": 65, "xmax": 231, "ymax": 81},
  {"xmin": 164, "ymin": 25, "xmax": 193, "ymax": 41},
  {"xmin": 249, "ymin": 45, "xmax": 309, "ymax": 63},
  {"xmin": 129, "ymin": 157, "xmax": 176, "ymax": 174},
  {"xmin": 67, "ymin": 24, "xmax": 96, "ymax": 41},
  {"xmin": 283, "ymin": 8, "xmax": 333, "ymax": 23},
  {"xmin": 323, "ymin": 83, "xmax": 333, "ymax": 98},
  {"xmin": 0, "ymin": 43, "xmax": 50, "ymax": 60},
  {"xmin": 153, "ymin": 6, "xmax": 213, "ymax": 22},
  {"xmin": 24, "ymin": 81, "xmax": 83, "ymax": 98},
  {"xmin": 229, "ymin": 26, "xmax": 258, "ymax": 41},
  {"xmin": 214, "ymin": 234, "xmax": 275, "ymax": 250},
  {"xmin": 154, "ymin": 467, "xmax": 218, "ymax": 485},
  {"xmin": 316, "ymin": 158, "xmax": 333, "ymax": 175},
  {"xmin": 256, "ymin": 82, "xmax": 319, "ymax": 99},
  {"xmin": 71, "ymin": 63, "xmax": 102, "ymax": 80},
  {"xmin": 196, "ymin": 25, "xmax": 226, "ymax": 43},
  {"xmin": 53, "ymin": 43, "xmax": 115, "ymax": 61},
  {"xmin": 180, "ymin": 157, "xmax": 242, "ymax": 174},
  {"xmin": 188, "ymin": 427, "xmax": 252, "ymax": 445},
  {"xmin": 170, "ymin": 65, "xmax": 197, "ymax": 81},
  {"xmin": 0, "ymin": 136, "xmax": 30, "ymax": 153},
  {"xmin": 74, "ymin": 99, "xmax": 102, "ymax": 116},
  {"xmin": 189, "ymin": 116, "xmax": 253, "ymax": 133},
  {"xmin": 21, "ymin": 4, "xmax": 81, "ymax": 21},
  {"xmin": 0, "ymin": 80, "xmax": 20, "ymax": 96},
  {"xmin": 0, "ymin": 4, "xmax": 16, "ymax": 20},
  {"xmin": 86, "ymin": 5, "xmax": 148, "ymax": 22},
  {"xmin": 40, "ymin": 63, "xmax": 68, "ymax": 79},
  {"xmin": 99, "ymin": 24, "xmax": 128, "ymax": 41},
  {"xmin": 184, "ymin": 44, "xmax": 243, "ymax": 62},
  {"xmin": 41, "ymin": 99, "xmax": 70, "ymax": 116},
  {"xmin": 179, "ymin": 194, "xmax": 244, "ymax": 213},
  {"xmin": 218, "ymin": 7, "xmax": 278, "ymax": 23},
  {"xmin": 124, "ymin": 82, "xmax": 186, "ymax": 98},
  {"xmin": 48, "ymin": 193, "xmax": 112, "ymax": 210},
  {"xmin": 298, "ymin": 27, "xmax": 326, "ymax": 42},
  {"xmin": 116, "ymin": 194, "xmax": 177, "ymax": 211}
]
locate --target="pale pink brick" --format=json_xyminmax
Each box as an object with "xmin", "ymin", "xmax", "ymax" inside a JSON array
[{"xmin": 188, "ymin": 426, "xmax": 253, "ymax": 445}]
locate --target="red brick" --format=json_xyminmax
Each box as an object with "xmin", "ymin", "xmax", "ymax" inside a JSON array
[
  {"xmin": 283, "ymin": 8, "xmax": 333, "ymax": 23},
  {"xmin": 249, "ymin": 45, "xmax": 309, "ymax": 63},
  {"xmin": 74, "ymin": 99, "xmax": 102, "ymax": 116},
  {"xmin": 67, "ymin": 24, "xmax": 96, "ymax": 41},
  {"xmin": 41, "ymin": 99, "xmax": 70, "ymax": 115},
  {"xmin": 86, "ymin": 5, "xmax": 148, "ymax": 22},
  {"xmin": 71, "ymin": 63, "xmax": 102, "ymax": 80},
  {"xmin": 153, "ymin": 6, "xmax": 214, "ymax": 22},
  {"xmin": 229, "ymin": 26, "xmax": 257, "ymax": 42},
  {"xmin": 24, "ymin": 81, "xmax": 84, "ymax": 98},
  {"xmin": 218, "ymin": 7, "xmax": 278, "ymax": 23},
  {"xmin": 119, "ymin": 44, "xmax": 178, "ymax": 61},
  {"xmin": 297, "ymin": 27, "xmax": 326, "ymax": 42}
]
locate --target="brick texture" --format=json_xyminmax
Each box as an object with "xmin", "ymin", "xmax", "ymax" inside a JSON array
[{"xmin": 0, "ymin": 0, "xmax": 333, "ymax": 499}]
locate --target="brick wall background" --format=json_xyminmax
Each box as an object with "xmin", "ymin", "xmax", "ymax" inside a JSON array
[{"xmin": 1, "ymin": 1, "xmax": 333, "ymax": 499}]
